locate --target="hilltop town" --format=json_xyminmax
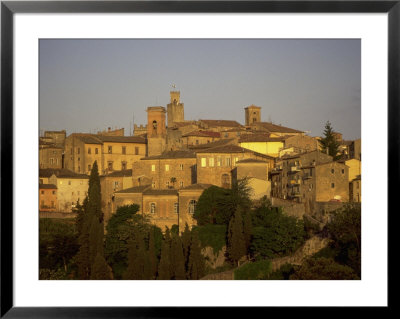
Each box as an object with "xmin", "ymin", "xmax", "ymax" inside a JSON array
[{"xmin": 39, "ymin": 90, "xmax": 361, "ymax": 230}]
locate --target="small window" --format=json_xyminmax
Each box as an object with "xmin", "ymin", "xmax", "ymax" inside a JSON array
[
  {"xmin": 217, "ymin": 157, "xmax": 222, "ymax": 166},
  {"xmin": 41, "ymin": 190, "xmax": 44, "ymax": 195},
  {"xmin": 122, "ymin": 146, "xmax": 126, "ymax": 154},
  {"xmin": 166, "ymin": 181, "xmax": 170, "ymax": 188},
  {"xmin": 68, "ymin": 180, "xmax": 71, "ymax": 185},
  {"xmin": 196, "ymin": 140, "xmax": 199, "ymax": 145},
  {"xmin": 165, "ymin": 164, "xmax": 170, "ymax": 171},
  {"xmin": 174, "ymin": 203, "xmax": 179, "ymax": 214},
  {"xmin": 52, "ymin": 191, "xmax": 56, "ymax": 195},
  {"xmin": 78, "ymin": 157, "xmax": 80, "ymax": 161},
  {"xmin": 209, "ymin": 158, "xmax": 214, "ymax": 167},
  {"xmin": 121, "ymin": 162, "xmax": 127, "ymax": 170},
  {"xmin": 226, "ymin": 157, "xmax": 231, "ymax": 166},
  {"xmin": 108, "ymin": 146, "xmax": 112, "ymax": 154},
  {"xmin": 331, "ymin": 169, "xmax": 335, "ymax": 174},
  {"xmin": 151, "ymin": 164, "xmax": 156, "ymax": 172},
  {"xmin": 179, "ymin": 164, "xmax": 184, "ymax": 170},
  {"xmin": 88, "ymin": 164, "xmax": 91, "ymax": 172},
  {"xmin": 201, "ymin": 158, "xmax": 207, "ymax": 167},
  {"xmin": 152, "ymin": 181, "xmax": 156, "ymax": 188},
  {"xmin": 88, "ymin": 148, "xmax": 91, "ymax": 154},
  {"xmin": 342, "ymin": 169, "xmax": 345, "ymax": 174},
  {"xmin": 331, "ymin": 183, "xmax": 335, "ymax": 188},
  {"xmin": 135, "ymin": 147, "xmax": 139, "ymax": 155},
  {"xmin": 150, "ymin": 203, "xmax": 156, "ymax": 214},
  {"xmin": 180, "ymin": 181, "xmax": 184, "ymax": 188},
  {"xmin": 108, "ymin": 161, "xmax": 113, "ymax": 171},
  {"xmin": 95, "ymin": 148, "xmax": 98, "ymax": 154}
]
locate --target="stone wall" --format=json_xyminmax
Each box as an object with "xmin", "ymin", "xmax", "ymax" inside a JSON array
[
  {"xmin": 271, "ymin": 197, "xmax": 306, "ymax": 219},
  {"xmin": 270, "ymin": 235, "xmax": 331, "ymax": 271},
  {"xmin": 39, "ymin": 211, "xmax": 77, "ymax": 219}
]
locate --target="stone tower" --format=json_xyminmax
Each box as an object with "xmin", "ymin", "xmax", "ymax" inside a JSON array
[
  {"xmin": 147, "ymin": 106, "xmax": 167, "ymax": 156},
  {"xmin": 245, "ymin": 105, "xmax": 261, "ymax": 126},
  {"xmin": 167, "ymin": 91, "xmax": 184, "ymax": 127}
]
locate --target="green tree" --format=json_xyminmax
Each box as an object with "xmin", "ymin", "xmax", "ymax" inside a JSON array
[
  {"xmin": 187, "ymin": 231, "xmax": 205, "ymax": 279},
  {"xmin": 193, "ymin": 178, "xmax": 252, "ymax": 226},
  {"xmin": 171, "ymin": 236, "xmax": 186, "ymax": 279},
  {"xmin": 243, "ymin": 211, "xmax": 253, "ymax": 254},
  {"xmin": 319, "ymin": 121, "xmax": 340, "ymax": 160},
  {"xmin": 181, "ymin": 223, "xmax": 192, "ymax": 271},
  {"xmin": 250, "ymin": 205, "xmax": 305, "ymax": 259},
  {"xmin": 148, "ymin": 227, "xmax": 158, "ymax": 279},
  {"xmin": 227, "ymin": 209, "xmax": 247, "ymax": 266},
  {"xmin": 75, "ymin": 161, "xmax": 105, "ymax": 279},
  {"xmin": 290, "ymin": 257, "xmax": 359, "ymax": 280},
  {"xmin": 326, "ymin": 204, "xmax": 361, "ymax": 276},
  {"xmin": 157, "ymin": 229, "xmax": 172, "ymax": 280},
  {"xmin": 90, "ymin": 253, "xmax": 113, "ymax": 280},
  {"xmin": 123, "ymin": 235, "xmax": 146, "ymax": 280}
]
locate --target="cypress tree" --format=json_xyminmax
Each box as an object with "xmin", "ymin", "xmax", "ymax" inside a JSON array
[
  {"xmin": 227, "ymin": 209, "xmax": 246, "ymax": 266},
  {"xmin": 181, "ymin": 223, "xmax": 191, "ymax": 271},
  {"xmin": 243, "ymin": 211, "xmax": 253, "ymax": 254},
  {"xmin": 90, "ymin": 253, "xmax": 113, "ymax": 280},
  {"xmin": 157, "ymin": 237, "xmax": 172, "ymax": 280},
  {"xmin": 187, "ymin": 231, "xmax": 205, "ymax": 280},
  {"xmin": 76, "ymin": 160, "xmax": 105, "ymax": 279},
  {"xmin": 124, "ymin": 236, "xmax": 142, "ymax": 280},
  {"xmin": 148, "ymin": 227, "xmax": 158, "ymax": 279},
  {"xmin": 171, "ymin": 236, "xmax": 186, "ymax": 280}
]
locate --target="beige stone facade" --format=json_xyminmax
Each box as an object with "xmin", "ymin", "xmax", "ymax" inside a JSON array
[
  {"xmin": 132, "ymin": 150, "xmax": 197, "ymax": 190},
  {"xmin": 39, "ymin": 130, "xmax": 66, "ymax": 169},
  {"xmin": 64, "ymin": 134, "xmax": 146, "ymax": 175},
  {"xmin": 47, "ymin": 169, "xmax": 89, "ymax": 212},
  {"xmin": 196, "ymin": 145, "xmax": 275, "ymax": 188},
  {"xmin": 39, "ymin": 184, "xmax": 57, "ymax": 212}
]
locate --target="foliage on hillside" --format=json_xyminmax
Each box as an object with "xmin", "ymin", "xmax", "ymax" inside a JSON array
[
  {"xmin": 193, "ymin": 224, "xmax": 227, "ymax": 254},
  {"xmin": 234, "ymin": 259, "xmax": 272, "ymax": 280}
]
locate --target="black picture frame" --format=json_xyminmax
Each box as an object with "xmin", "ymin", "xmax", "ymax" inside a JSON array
[{"xmin": 1, "ymin": 1, "xmax": 396, "ymax": 317}]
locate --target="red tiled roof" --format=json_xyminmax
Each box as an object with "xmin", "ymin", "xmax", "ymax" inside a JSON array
[
  {"xmin": 252, "ymin": 122, "xmax": 303, "ymax": 133},
  {"xmin": 182, "ymin": 130, "xmax": 221, "ymax": 138}
]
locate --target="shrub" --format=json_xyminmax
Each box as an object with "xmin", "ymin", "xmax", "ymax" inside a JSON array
[
  {"xmin": 234, "ymin": 259, "xmax": 272, "ymax": 280},
  {"xmin": 193, "ymin": 224, "xmax": 227, "ymax": 254}
]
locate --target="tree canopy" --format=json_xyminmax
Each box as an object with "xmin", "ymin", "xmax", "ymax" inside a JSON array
[{"xmin": 319, "ymin": 121, "xmax": 340, "ymax": 160}]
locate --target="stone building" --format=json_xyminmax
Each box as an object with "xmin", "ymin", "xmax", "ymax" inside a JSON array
[
  {"xmin": 283, "ymin": 134, "xmax": 320, "ymax": 153},
  {"xmin": 47, "ymin": 169, "xmax": 89, "ymax": 212},
  {"xmin": 198, "ymin": 119, "xmax": 243, "ymax": 133},
  {"xmin": 349, "ymin": 176, "xmax": 361, "ymax": 202},
  {"xmin": 196, "ymin": 144, "xmax": 275, "ymax": 188},
  {"xmin": 100, "ymin": 169, "xmax": 133, "ymax": 223},
  {"xmin": 349, "ymin": 138, "xmax": 361, "ymax": 160},
  {"xmin": 234, "ymin": 159, "xmax": 271, "ymax": 200},
  {"xmin": 244, "ymin": 104, "xmax": 261, "ymax": 125},
  {"xmin": 113, "ymin": 183, "xmax": 212, "ymax": 231},
  {"xmin": 39, "ymin": 130, "xmax": 66, "ymax": 169},
  {"xmin": 64, "ymin": 133, "xmax": 147, "ymax": 175},
  {"xmin": 39, "ymin": 184, "xmax": 57, "ymax": 212},
  {"xmin": 132, "ymin": 150, "xmax": 197, "ymax": 190},
  {"xmin": 271, "ymin": 150, "xmax": 349, "ymax": 206}
]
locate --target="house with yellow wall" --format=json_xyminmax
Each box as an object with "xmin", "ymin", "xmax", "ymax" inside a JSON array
[{"xmin": 239, "ymin": 134, "xmax": 286, "ymax": 158}]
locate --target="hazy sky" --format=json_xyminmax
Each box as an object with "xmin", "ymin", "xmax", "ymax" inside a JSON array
[{"xmin": 39, "ymin": 39, "xmax": 361, "ymax": 140}]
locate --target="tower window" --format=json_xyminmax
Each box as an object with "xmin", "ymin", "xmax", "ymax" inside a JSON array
[
  {"xmin": 150, "ymin": 203, "xmax": 156, "ymax": 214},
  {"xmin": 122, "ymin": 146, "xmax": 126, "ymax": 154},
  {"xmin": 108, "ymin": 146, "xmax": 112, "ymax": 154},
  {"xmin": 152, "ymin": 121, "xmax": 157, "ymax": 130}
]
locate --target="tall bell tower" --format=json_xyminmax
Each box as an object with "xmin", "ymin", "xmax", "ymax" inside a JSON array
[
  {"xmin": 245, "ymin": 105, "xmax": 261, "ymax": 126},
  {"xmin": 147, "ymin": 106, "xmax": 167, "ymax": 156}
]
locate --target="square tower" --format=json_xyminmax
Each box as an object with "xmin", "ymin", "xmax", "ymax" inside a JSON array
[
  {"xmin": 147, "ymin": 106, "xmax": 167, "ymax": 156},
  {"xmin": 245, "ymin": 105, "xmax": 261, "ymax": 126},
  {"xmin": 167, "ymin": 91, "xmax": 184, "ymax": 126}
]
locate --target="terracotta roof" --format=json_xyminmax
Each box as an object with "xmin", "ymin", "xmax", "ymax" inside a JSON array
[
  {"xmin": 39, "ymin": 168, "xmax": 89, "ymax": 179},
  {"xmin": 196, "ymin": 144, "xmax": 250, "ymax": 154},
  {"xmin": 143, "ymin": 189, "xmax": 178, "ymax": 196},
  {"xmin": 172, "ymin": 121, "xmax": 197, "ymax": 128},
  {"xmin": 115, "ymin": 185, "xmax": 151, "ymax": 194},
  {"xmin": 252, "ymin": 122, "xmax": 303, "ymax": 134},
  {"xmin": 179, "ymin": 183, "xmax": 213, "ymax": 191},
  {"xmin": 239, "ymin": 133, "xmax": 287, "ymax": 143},
  {"xmin": 182, "ymin": 130, "xmax": 221, "ymax": 138},
  {"xmin": 39, "ymin": 184, "xmax": 57, "ymax": 189},
  {"xmin": 236, "ymin": 159, "xmax": 268, "ymax": 164},
  {"xmin": 97, "ymin": 135, "xmax": 147, "ymax": 144},
  {"xmin": 142, "ymin": 150, "xmax": 196, "ymax": 160},
  {"xmin": 76, "ymin": 135, "xmax": 103, "ymax": 144},
  {"xmin": 189, "ymin": 138, "xmax": 235, "ymax": 151},
  {"xmin": 199, "ymin": 119, "xmax": 243, "ymax": 128},
  {"xmin": 103, "ymin": 169, "xmax": 132, "ymax": 177}
]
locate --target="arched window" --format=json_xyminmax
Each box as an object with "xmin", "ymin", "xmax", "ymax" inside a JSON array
[
  {"xmin": 152, "ymin": 120, "xmax": 158, "ymax": 130},
  {"xmin": 189, "ymin": 200, "xmax": 197, "ymax": 214},
  {"xmin": 150, "ymin": 203, "xmax": 156, "ymax": 214}
]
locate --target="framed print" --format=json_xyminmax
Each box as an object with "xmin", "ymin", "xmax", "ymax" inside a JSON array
[{"xmin": 1, "ymin": 0, "xmax": 397, "ymax": 317}]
